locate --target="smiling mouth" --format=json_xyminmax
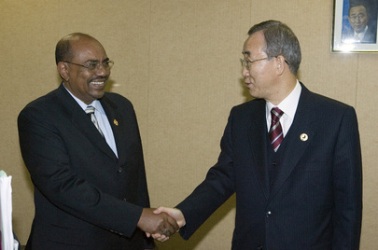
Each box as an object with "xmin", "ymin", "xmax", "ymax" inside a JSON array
[
  {"xmin": 90, "ymin": 81, "xmax": 105, "ymax": 88},
  {"xmin": 244, "ymin": 79, "xmax": 253, "ymax": 86}
]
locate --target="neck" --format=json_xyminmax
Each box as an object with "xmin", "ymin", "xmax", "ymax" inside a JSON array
[{"xmin": 268, "ymin": 76, "xmax": 297, "ymax": 105}]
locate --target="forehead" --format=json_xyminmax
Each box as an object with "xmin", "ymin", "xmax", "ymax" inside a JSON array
[
  {"xmin": 350, "ymin": 5, "xmax": 367, "ymax": 15},
  {"xmin": 71, "ymin": 38, "xmax": 107, "ymax": 61},
  {"xmin": 242, "ymin": 31, "xmax": 266, "ymax": 57}
]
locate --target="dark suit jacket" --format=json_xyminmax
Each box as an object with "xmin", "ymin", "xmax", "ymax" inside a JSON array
[
  {"xmin": 18, "ymin": 84, "xmax": 152, "ymax": 250},
  {"xmin": 342, "ymin": 24, "xmax": 377, "ymax": 43},
  {"xmin": 177, "ymin": 84, "xmax": 362, "ymax": 250}
]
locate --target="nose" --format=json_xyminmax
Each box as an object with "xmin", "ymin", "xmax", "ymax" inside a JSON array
[
  {"xmin": 95, "ymin": 64, "xmax": 109, "ymax": 76},
  {"xmin": 242, "ymin": 67, "xmax": 250, "ymax": 77}
]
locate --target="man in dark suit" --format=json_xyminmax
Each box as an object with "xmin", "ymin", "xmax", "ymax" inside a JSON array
[
  {"xmin": 342, "ymin": 1, "xmax": 377, "ymax": 43},
  {"xmin": 18, "ymin": 33, "xmax": 178, "ymax": 250},
  {"xmin": 153, "ymin": 20, "xmax": 362, "ymax": 249}
]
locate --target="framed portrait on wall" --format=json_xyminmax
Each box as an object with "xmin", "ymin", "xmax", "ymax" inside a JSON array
[{"xmin": 333, "ymin": 0, "xmax": 378, "ymax": 52}]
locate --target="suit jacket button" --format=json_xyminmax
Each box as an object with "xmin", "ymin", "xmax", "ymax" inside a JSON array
[
  {"xmin": 266, "ymin": 211, "xmax": 272, "ymax": 217},
  {"xmin": 117, "ymin": 167, "xmax": 123, "ymax": 173}
]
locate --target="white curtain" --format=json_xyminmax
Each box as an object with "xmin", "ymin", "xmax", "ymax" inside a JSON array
[{"xmin": 0, "ymin": 170, "xmax": 19, "ymax": 250}]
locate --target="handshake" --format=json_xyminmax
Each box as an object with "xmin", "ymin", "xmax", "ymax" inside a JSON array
[{"xmin": 137, "ymin": 207, "xmax": 186, "ymax": 242}]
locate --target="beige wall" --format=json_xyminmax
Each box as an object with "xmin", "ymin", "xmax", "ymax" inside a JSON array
[{"xmin": 1, "ymin": 0, "xmax": 377, "ymax": 249}]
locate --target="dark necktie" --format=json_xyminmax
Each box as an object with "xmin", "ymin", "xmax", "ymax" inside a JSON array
[
  {"xmin": 85, "ymin": 106, "xmax": 104, "ymax": 137},
  {"xmin": 269, "ymin": 107, "xmax": 284, "ymax": 151}
]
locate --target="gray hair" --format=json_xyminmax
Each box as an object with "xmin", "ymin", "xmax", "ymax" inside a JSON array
[{"xmin": 248, "ymin": 20, "xmax": 301, "ymax": 75}]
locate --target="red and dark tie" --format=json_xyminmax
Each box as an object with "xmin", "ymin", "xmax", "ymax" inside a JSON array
[{"xmin": 269, "ymin": 107, "xmax": 284, "ymax": 151}]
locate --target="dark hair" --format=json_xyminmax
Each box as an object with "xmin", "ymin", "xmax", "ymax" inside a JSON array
[
  {"xmin": 55, "ymin": 32, "xmax": 95, "ymax": 65},
  {"xmin": 349, "ymin": 1, "xmax": 369, "ymax": 16},
  {"xmin": 248, "ymin": 20, "xmax": 301, "ymax": 75}
]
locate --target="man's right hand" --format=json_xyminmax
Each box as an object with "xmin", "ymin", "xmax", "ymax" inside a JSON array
[
  {"xmin": 154, "ymin": 207, "xmax": 186, "ymax": 228},
  {"xmin": 137, "ymin": 208, "xmax": 179, "ymax": 240},
  {"xmin": 148, "ymin": 207, "xmax": 186, "ymax": 242}
]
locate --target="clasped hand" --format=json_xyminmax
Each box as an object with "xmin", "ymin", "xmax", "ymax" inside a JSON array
[{"xmin": 138, "ymin": 207, "xmax": 186, "ymax": 242}]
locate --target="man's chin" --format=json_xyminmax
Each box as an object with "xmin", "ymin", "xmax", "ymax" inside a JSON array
[{"xmin": 90, "ymin": 91, "xmax": 105, "ymax": 100}]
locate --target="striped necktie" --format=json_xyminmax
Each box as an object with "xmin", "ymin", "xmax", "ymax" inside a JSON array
[
  {"xmin": 269, "ymin": 107, "xmax": 284, "ymax": 151},
  {"xmin": 85, "ymin": 105, "xmax": 104, "ymax": 137}
]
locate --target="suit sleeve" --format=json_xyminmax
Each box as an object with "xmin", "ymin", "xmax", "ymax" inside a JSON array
[
  {"xmin": 332, "ymin": 107, "xmax": 362, "ymax": 249},
  {"xmin": 177, "ymin": 110, "xmax": 236, "ymax": 239},
  {"xmin": 18, "ymin": 104, "xmax": 143, "ymax": 238}
]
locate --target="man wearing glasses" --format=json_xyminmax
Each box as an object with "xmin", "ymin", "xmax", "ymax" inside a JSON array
[
  {"xmin": 18, "ymin": 33, "xmax": 178, "ymax": 250},
  {"xmin": 154, "ymin": 20, "xmax": 362, "ymax": 249},
  {"xmin": 343, "ymin": 1, "xmax": 377, "ymax": 43}
]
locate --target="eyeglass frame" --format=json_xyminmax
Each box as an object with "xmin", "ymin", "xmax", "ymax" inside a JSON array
[
  {"xmin": 349, "ymin": 13, "xmax": 367, "ymax": 22},
  {"xmin": 240, "ymin": 57, "xmax": 270, "ymax": 70},
  {"xmin": 63, "ymin": 59, "xmax": 114, "ymax": 71},
  {"xmin": 240, "ymin": 55, "xmax": 289, "ymax": 70}
]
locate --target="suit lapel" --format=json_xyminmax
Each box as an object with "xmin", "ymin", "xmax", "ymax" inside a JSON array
[
  {"xmin": 100, "ymin": 96, "xmax": 126, "ymax": 162},
  {"xmin": 56, "ymin": 85, "xmax": 117, "ymax": 160},
  {"xmin": 269, "ymin": 86, "xmax": 314, "ymax": 199}
]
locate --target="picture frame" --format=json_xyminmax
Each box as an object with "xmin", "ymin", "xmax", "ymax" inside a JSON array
[{"xmin": 332, "ymin": 0, "xmax": 378, "ymax": 52}]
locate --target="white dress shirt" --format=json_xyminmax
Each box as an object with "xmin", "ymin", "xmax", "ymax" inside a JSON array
[
  {"xmin": 64, "ymin": 87, "xmax": 118, "ymax": 157},
  {"xmin": 354, "ymin": 25, "xmax": 368, "ymax": 42},
  {"xmin": 266, "ymin": 80, "xmax": 302, "ymax": 136}
]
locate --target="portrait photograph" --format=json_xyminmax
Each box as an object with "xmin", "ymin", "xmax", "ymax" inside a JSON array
[{"xmin": 333, "ymin": 0, "xmax": 378, "ymax": 52}]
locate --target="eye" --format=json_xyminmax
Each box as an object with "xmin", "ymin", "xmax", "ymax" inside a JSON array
[
  {"xmin": 85, "ymin": 61, "xmax": 98, "ymax": 70},
  {"xmin": 103, "ymin": 60, "xmax": 114, "ymax": 69}
]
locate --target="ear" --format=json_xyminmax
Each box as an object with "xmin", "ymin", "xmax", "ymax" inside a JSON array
[
  {"xmin": 57, "ymin": 62, "xmax": 70, "ymax": 81},
  {"xmin": 275, "ymin": 55, "xmax": 286, "ymax": 75}
]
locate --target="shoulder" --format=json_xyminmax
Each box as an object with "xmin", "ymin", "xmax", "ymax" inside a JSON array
[
  {"xmin": 304, "ymin": 87, "xmax": 354, "ymax": 111},
  {"xmin": 300, "ymin": 85, "xmax": 357, "ymax": 123},
  {"xmin": 103, "ymin": 92, "xmax": 132, "ymax": 106},
  {"xmin": 17, "ymin": 88, "xmax": 67, "ymax": 130},
  {"xmin": 19, "ymin": 88, "xmax": 61, "ymax": 115},
  {"xmin": 101, "ymin": 92, "xmax": 136, "ymax": 115},
  {"xmin": 226, "ymin": 98, "xmax": 266, "ymax": 124},
  {"xmin": 231, "ymin": 98, "xmax": 265, "ymax": 113}
]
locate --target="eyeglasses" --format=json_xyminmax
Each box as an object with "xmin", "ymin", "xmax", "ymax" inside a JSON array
[
  {"xmin": 349, "ymin": 14, "xmax": 366, "ymax": 21},
  {"xmin": 64, "ymin": 60, "xmax": 114, "ymax": 71},
  {"xmin": 240, "ymin": 56, "xmax": 289, "ymax": 70},
  {"xmin": 240, "ymin": 57, "xmax": 269, "ymax": 70}
]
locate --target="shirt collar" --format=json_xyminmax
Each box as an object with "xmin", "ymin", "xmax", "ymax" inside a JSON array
[
  {"xmin": 354, "ymin": 25, "xmax": 368, "ymax": 39},
  {"xmin": 63, "ymin": 84, "xmax": 104, "ymax": 114},
  {"xmin": 266, "ymin": 80, "xmax": 302, "ymax": 120}
]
